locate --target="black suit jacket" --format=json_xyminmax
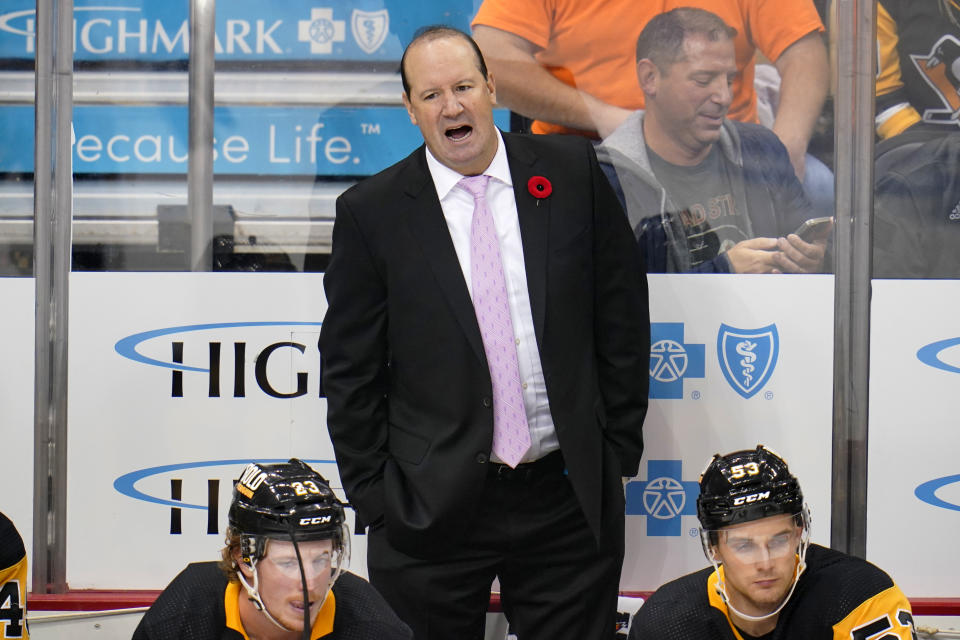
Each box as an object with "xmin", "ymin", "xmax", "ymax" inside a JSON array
[{"xmin": 319, "ymin": 132, "xmax": 649, "ymax": 557}]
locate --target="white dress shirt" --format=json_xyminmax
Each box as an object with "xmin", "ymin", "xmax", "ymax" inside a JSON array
[{"xmin": 424, "ymin": 131, "xmax": 559, "ymax": 463}]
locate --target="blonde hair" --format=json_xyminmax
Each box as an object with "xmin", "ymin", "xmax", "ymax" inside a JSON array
[{"xmin": 218, "ymin": 528, "xmax": 242, "ymax": 582}]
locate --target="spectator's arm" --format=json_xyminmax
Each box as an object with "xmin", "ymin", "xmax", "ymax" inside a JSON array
[
  {"xmin": 473, "ymin": 25, "xmax": 631, "ymax": 138},
  {"xmin": 772, "ymin": 31, "xmax": 829, "ymax": 180}
]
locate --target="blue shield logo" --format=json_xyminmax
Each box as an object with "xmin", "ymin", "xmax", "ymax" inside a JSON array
[
  {"xmin": 351, "ymin": 9, "xmax": 389, "ymax": 54},
  {"xmin": 717, "ymin": 324, "xmax": 779, "ymax": 399}
]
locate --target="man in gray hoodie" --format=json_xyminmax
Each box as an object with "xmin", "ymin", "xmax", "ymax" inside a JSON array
[{"xmin": 597, "ymin": 8, "xmax": 831, "ymax": 274}]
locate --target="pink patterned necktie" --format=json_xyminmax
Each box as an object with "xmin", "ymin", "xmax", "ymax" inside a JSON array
[{"xmin": 460, "ymin": 174, "xmax": 531, "ymax": 468}]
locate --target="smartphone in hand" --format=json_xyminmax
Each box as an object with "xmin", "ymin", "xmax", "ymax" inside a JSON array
[{"xmin": 791, "ymin": 216, "xmax": 833, "ymax": 242}]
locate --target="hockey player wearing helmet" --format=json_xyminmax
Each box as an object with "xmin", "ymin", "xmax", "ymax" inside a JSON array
[
  {"xmin": 133, "ymin": 459, "xmax": 411, "ymax": 640},
  {"xmin": 629, "ymin": 446, "xmax": 917, "ymax": 640}
]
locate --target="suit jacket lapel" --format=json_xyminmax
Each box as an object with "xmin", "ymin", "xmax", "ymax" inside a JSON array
[
  {"xmin": 505, "ymin": 134, "xmax": 548, "ymax": 350},
  {"xmin": 401, "ymin": 148, "xmax": 488, "ymax": 365}
]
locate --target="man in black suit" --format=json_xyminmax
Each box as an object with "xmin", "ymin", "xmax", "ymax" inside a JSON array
[{"xmin": 319, "ymin": 25, "xmax": 649, "ymax": 640}]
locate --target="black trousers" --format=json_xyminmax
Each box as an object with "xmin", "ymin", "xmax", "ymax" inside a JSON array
[{"xmin": 367, "ymin": 454, "xmax": 625, "ymax": 640}]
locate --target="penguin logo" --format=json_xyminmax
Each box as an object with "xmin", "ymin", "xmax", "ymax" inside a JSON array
[{"xmin": 911, "ymin": 34, "xmax": 960, "ymax": 124}]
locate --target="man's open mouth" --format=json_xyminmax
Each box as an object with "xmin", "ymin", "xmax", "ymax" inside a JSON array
[{"xmin": 446, "ymin": 125, "xmax": 473, "ymax": 140}]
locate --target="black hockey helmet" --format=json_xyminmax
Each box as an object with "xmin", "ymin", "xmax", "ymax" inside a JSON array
[
  {"xmin": 228, "ymin": 459, "xmax": 350, "ymax": 639},
  {"xmin": 696, "ymin": 445, "xmax": 803, "ymax": 531},
  {"xmin": 228, "ymin": 458, "xmax": 345, "ymax": 551}
]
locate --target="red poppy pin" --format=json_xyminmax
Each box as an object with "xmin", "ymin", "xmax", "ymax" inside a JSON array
[{"xmin": 527, "ymin": 175, "xmax": 552, "ymax": 199}]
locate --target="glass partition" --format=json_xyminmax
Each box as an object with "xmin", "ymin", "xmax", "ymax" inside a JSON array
[
  {"xmin": 866, "ymin": 0, "xmax": 960, "ymax": 601},
  {"xmin": 0, "ymin": 4, "xmax": 35, "ymax": 276},
  {"xmin": 62, "ymin": 0, "xmax": 484, "ymax": 273}
]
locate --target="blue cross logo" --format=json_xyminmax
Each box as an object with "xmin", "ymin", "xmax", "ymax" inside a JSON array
[
  {"xmin": 649, "ymin": 323, "xmax": 705, "ymax": 399},
  {"xmin": 626, "ymin": 459, "xmax": 699, "ymax": 536}
]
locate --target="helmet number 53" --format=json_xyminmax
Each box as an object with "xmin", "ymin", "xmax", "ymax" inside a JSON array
[{"xmin": 730, "ymin": 462, "xmax": 760, "ymax": 479}]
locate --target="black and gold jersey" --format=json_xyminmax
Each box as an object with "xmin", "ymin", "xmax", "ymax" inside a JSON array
[
  {"xmin": 628, "ymin": 544, "xmax": 917, "ymax": 640},
  {"xmin": 0, "ymin": 512, "xmax": 28, "ymax": 640},
  {"xmin": 876, "ymin": 0, "xmax": 960, "ymax": 139},
  {"xmin": 132, "ymin": 562, "xmax": 411, "ymax": 640}
]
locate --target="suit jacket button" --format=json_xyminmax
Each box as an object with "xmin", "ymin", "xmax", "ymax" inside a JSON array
[
  {"xmin": 482, "ymin": 397, "xmax": 492, "ymax": 408},
  {"xmin": 476, "ymin": 453, "xmax": 489, "ymax": 464}
]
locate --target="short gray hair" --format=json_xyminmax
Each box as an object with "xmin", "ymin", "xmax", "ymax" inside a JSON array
[{"xmin": 635, "ymin": 8, "xmax": 737, "ymax": 71}]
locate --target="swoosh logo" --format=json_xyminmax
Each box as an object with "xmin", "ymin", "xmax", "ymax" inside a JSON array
[
  {"xmin": 114, "ymin": 458, "xmax": 336, "ymax": 509},
  {"xmin": 114, "ymin": 321, "xmax": 323, "ymax": 372},
  {"xmin": 915, "ymin": 474, "xmax": 960, "ymax": 512},
  {"xmin": 916, "ymin": 337, "xmax": 960, "ymax": 374}
]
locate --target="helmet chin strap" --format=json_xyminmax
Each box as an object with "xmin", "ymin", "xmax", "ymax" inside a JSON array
[
  {"xmin": 237, "ymin": 525, "xmax": 349, "ymax": 639},
  {"xmin": 712, "ymin": 554, "xmax": 806, "ymax": 622},
  {"xmin": 238, "ymin": 558, "xmax": 294, "ymax": 632},
  {"xmin": 703, "ymin": 509, "xmax": 812, "ymax": 625},
  {"xmin": 237, "ymin": 554, "xmax": 338, "ymax": 639}
]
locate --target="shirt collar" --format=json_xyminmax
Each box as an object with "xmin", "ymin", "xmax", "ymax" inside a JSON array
[{"xmin": 425, "ymin": 129, "xmax": 513, "ymax": 200}]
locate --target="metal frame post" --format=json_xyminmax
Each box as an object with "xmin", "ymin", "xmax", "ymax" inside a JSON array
[
  {"xmin": 830, "ymin": 0, "xmax": 876, "ymax": 558},
  {"xmin": 188, "ymin": 0, "xmax": 216, "ymax": 271},
  {"xmin": 32, "ymin": 0, "xmax": 73, "ymax": 592}
]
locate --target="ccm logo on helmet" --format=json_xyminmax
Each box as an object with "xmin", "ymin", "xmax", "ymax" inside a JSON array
[
  {"xmin": 733, "ymin": 491, "xmax": 770, "ymax": 506},
  {"xmin": 300, "ymin": 515, "xmax": 333, "ymax": 526}
]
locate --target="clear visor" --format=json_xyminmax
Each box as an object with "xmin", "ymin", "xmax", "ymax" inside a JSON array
[
  {"xmin": 258, "ymin": 523, "xmax": 351, "ymax": 583},
  {"xmin": 264, "ymin": 545, "xmax": 336, "ymax": 580},
  {"xmin": 706, "ymin": 523, "xmax": 801, "ymax": 564}
]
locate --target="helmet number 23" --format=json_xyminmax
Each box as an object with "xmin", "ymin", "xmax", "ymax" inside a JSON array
[
  {"xmin": 729, "ymin": 462, "xmax": 760, "ymax": 479},
  {"xmin": 292, "ymin": 480, "xmax": 321, "ymax": 496}
]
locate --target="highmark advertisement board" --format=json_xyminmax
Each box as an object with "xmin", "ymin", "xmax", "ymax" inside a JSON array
[
  {"xmin": 868, "ymin": 280, "xmax": 960, "ymax": 597},
  {"xmin": 66, "ymin": 273, "xmax": 834, "ymax": 590},
  {"xmin": 67, "ymin": 273, "xmax": 339, "ymax": 588},
  {"xmin": 0, "ymin": 106, "xmax": 511, "ymax": 176},
  {"xmin": 0, "ymin": 0, "xmax": 477, "ymax": 62}
]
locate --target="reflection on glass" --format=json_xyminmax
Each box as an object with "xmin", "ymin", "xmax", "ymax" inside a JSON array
[
  {"xmin": 873, "ymin": 0, "xmax": 960, "ymax": 279},
  {"xmin": 12, "ymin": 0, "xmax": 845, "ymax": 275},
  {"xmin": 7, "ymin": 0, "xmax": 476, "ymax": 272},
  {"xmin": 873, "ymin": 130, "xmax": 960, "ymax": 279},
  {"xmin": 875, "ymin": 0, "xmax": 960, "ymax": 141},
  {"xmin": 597, "ymin": 8, "xmax": 831, "ymax": 274},
  {"xmin": 0, "ymin": 2, "xmax": 35, "ymax": 276},
  {"xmin": 474, "ymin": 1, "xmax": 834, "ymax": 274}
]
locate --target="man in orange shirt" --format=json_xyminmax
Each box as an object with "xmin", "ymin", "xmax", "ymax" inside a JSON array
[{"xmin": 472, "ymin": 0, "xmax": 827, "ymax": 181}]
